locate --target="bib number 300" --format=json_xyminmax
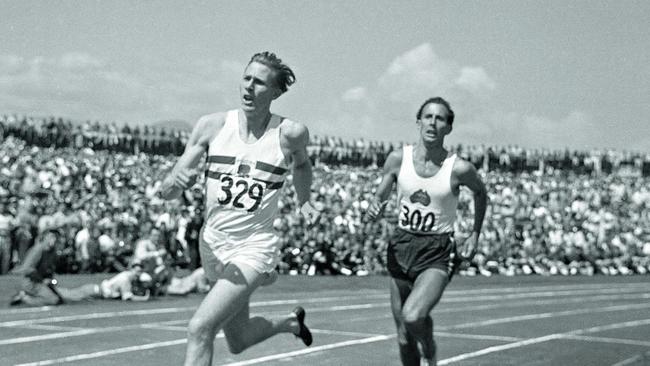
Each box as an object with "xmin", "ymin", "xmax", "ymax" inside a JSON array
[
  {"xmin": 218, "ymin": 176, "xmax": 265, "ymax": 212},
  {"xmin": 400, "ymin": 205, "xmax": 436, "ymax": 232}
]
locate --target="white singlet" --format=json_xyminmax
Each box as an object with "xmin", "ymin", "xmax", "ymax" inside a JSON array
[
  {"xmin": 396, "ymin": 145, "xmax": 458, "ymax": 234},
  {"xmin": 201, "ymin": 110, "xmax": 290, "ymax": 277}
]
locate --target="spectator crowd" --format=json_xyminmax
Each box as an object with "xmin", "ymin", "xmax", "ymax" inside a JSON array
[{"xmin": 1, "ymin": 114, "xmax": 649, "ymax": 279}]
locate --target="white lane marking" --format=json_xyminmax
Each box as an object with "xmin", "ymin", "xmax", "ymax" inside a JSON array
[
  {"xmin": 140, "ymin": 324, "xmax": 188, "ymax": 332},
  {"xmin": 0, "ymin": 322, "xmax": 191, "ymax": 346},
  {"xmin": 4, "ymin": 285, "xmax": 647, "ymax": 328},
  {"xmin": 246, "ymin": 282, "xmax": 649, "ymax": 300},
  {"xmin": 0, "ymin": 296, "xmax": 389, "ymax": 327},
  {"xmin": 4, "ymin": 294, "xmax": 650, "ymax": 346},
  {"xmin": 435, "ymin": 331, "xmax": 522, "ymax": 342},
  {"xmin": 438, "ymin": 318, "xmax": 650, "ymax": 365},
  {"xmin": 439, "ymin": 333, "xmax": 564, "ymax": 365},
  {"xmin": 0, "ymin": 307, "xmax": 194, "ymax": 327},
  {"xmin": 14, "ymin": 324, "xmax": 83, "ymax": 331},
  {"xmin": 0, "ymin": 306, "xmax": 52, "ymax": 315},
  {"xmin": 1, "ymin": 281, "xmax": 648, "ymax": 317},
  {"xmin": 13, "ymin": 338, "xmax": 188, "ymax": 366},
  {"xmin": 5, "ymin": 282, "xmax": 650, "ymax": 365},
  {"xmin": 611, "ymin": 351, "xmax": 650, "ymax": 366},
  {"xmin": 444, "ymin": 282, "xmax": 650, "ymax": 296},
  {"xmin": 347, "ymin": 293, "xmax": 650, "ymax": 322},
  {"xmin": 9, "ymin": 302, "xmax": 650, "ymax": 365},
  {"xmin": 562, "ymin": 334, "xmax": 650, "ymax": 347},
  {"xmin": 441, "ymin": 286, "xmax": 650, "ymax": 303},
  {"xmin": 575, "ymin": 318, "xmax": 650, "ymax": 334},
  {"xmin": 13, "ymin": 335, "xmax": 396, "ymax": 366},
  {"xmin": 442, "ymin": 302, "xmax": 650, "ymax": 330},
  {"xmin": 310, "ymin": 329, "xmax": 385, "ymax": 338},
  {"xmin": 220, "ymin": 335, "xmax": 395, "ymax": 366}
]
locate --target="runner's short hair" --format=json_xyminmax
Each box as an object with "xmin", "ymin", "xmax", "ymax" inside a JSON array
[
  {"xmin": 416, "ymin": 97, "xmax": 455, "ymax": 125},
  {"xmin": 248, "ymin": 52, "xmax": 296, "ymax": 93}
]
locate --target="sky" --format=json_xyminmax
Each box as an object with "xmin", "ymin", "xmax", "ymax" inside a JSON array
[{"xmin": 1, "ymin": 0, "xmax": 648, "ymax": 151}]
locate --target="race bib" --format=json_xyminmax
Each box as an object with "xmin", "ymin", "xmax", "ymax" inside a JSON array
[
  {"xmin": 215, "ymin": 174, "xmax": 267, "ymax": 213},
  {"xmin": 397, "ymin": 201, "xmax": 437, "ymax": 233}
]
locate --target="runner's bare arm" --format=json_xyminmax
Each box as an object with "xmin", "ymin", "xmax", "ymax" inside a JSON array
[
  {"xmin": 281, "ymin": 120, "xmax": 323, "ymax": 225},
  {"xmin": 159, "ymin": 113, "xmax": 224, "ymax": 200},
  {"xmin": 367, "ymin": 149, "xmax": 402, "ymax": 220},
  {"xmin": 281, "ymin": 120, "xmax": 312, "ymax": 206},
  {"xmin": 453, "ymin": 159, "xmax": 488, "ymax": 259}
]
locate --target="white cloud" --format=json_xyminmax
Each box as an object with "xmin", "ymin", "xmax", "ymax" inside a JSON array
[
  {"xmin": 378, "ymin": 43, "xmax": 458, "ymax": 102},
  {"xmin": 59, "ymin": 52, "xmax": 104, "ymax": 70},
  {"xmin": 0, "ymin": 52, "xmax": 240, "ymax": 124},
  {"xmin": 469, "ymin": 110, "xmax": 600, "ymax": 149},
  {"xmin": 455, "ymin": 67, "xmax": 496, "ymax": 93},
  {"xmin": 329, "ymin": 43, "xmax": 500, "ymax": 143},
  {"xmin": 329, "ymin": 43, "xmax": 602, "ymax": 150},
  {"xmin": 341, "ymin": 86, "xmax": 368, "ymax": 102}
]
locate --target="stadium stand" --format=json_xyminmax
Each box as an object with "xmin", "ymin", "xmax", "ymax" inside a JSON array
[{"xmin": 1, "ymin": 114, "xmax": 649, "ymax": 278}]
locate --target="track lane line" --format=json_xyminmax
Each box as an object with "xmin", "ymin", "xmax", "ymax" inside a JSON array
[
  {"xmin": 3, "ymin": 286, "xmax": 648, "ymax": 327},
  {"xmin": 561, "ymin": 334, "xmax": 650, "ymax": 347},
  {"xmin": 434, "ymin": 331, "xmax": 522, "ymax": 342},
  {"xmin": 4, "ymin": 295, "xmax": 650, "ymax": 346},
  {"xmin": 13, "ymin": 338, "xmax": 188, "ymax": 366},
  {"xmin": 220, "ymin": 335, "xmax": 395, "ymax": 366},
  {"xmin": 347, "ymin": 292, "xmax": 650, "ymax": 322},
  {"xmin": 438, "ymin": 318, "xmax": 650, "ymax": 365},
  {"xmin": 10, "ymin": 304, "xmax": 650, "ymax": 364},
  {"xmin": 443, "ymin": 302, "xmax": 650, "ymax": 330}
]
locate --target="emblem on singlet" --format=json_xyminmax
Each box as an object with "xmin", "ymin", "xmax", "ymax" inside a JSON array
[
  {"xmin": 409, "ymin": 189, "xmax": 431, "ymax": 206},
  {"xmin": 237, "ymin": 163, "xmax": 252, "ymax": 176}
]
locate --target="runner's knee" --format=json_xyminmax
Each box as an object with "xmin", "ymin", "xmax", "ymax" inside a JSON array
[
  {"xmin": 401, "ymin": 305, "xmax": 429, "ymax": 326},
  {"xmin": 187, "ymin": 314, "xmax": 217, "ymax": 343}
]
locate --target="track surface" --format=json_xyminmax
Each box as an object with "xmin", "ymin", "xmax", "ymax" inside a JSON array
[{"xmin": 2, "ymin": 274, "xmax": 650, "ymax": 365}]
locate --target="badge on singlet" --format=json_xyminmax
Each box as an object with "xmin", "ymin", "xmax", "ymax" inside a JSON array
[{"xmin": 398, "ymin": 190, "xmax": 438, "ymax": 233}]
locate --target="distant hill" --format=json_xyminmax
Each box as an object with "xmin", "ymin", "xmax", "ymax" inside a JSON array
[{"xmin": 151, "ymin": 119, "xmax": 193, "ymax": 131}]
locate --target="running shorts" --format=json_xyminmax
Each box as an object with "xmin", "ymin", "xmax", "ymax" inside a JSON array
[
  {"xmin": 387, "ymin": 229, "xmax": 456, "ymax": 282},
  {"xmin": 199, "ymin": 226, "xmax": 280, "ymax": 282}
]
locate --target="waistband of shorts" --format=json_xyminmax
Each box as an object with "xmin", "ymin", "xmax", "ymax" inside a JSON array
[
  {"xmin": 395, "ymin": 228, "xmax": 454, "ymax": 238},
  {"xmin": 202, "ymin": 225, "xmax": 277, "ymax": 246}
]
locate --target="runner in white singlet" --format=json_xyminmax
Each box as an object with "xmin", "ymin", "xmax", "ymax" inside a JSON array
[
  {"xmin": 159, "ymin": 52, "xmax": 317, "ymax": 366},
  {"xmin": 368, "ymin": 97, "xmax": 487, "ymax": 366}
]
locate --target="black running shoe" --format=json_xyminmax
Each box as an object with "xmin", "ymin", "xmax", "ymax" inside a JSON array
[{"xmin": 292, "ymin": 306, "xmax": 312, "ymax": 346}]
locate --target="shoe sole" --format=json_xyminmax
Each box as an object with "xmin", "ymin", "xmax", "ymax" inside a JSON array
[{"xmin": 293, "ymin": 306, "xmax": 313, "ymax": 346}]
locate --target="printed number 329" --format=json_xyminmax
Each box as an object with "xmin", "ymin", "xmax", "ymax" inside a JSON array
[{"xmin": 218, "ymin": 176, "xmax": 264, "ymax": 212}]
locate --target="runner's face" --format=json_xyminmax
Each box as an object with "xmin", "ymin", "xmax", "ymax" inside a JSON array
[
  {"xmin": 239, "ymin": 62, "xmax": 281, "ymax": 113},
  {"xmin": 417, "ymin": 103, "xmax": 451, "ymax": 144}
]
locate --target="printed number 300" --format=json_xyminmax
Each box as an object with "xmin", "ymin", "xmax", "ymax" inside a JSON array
[
  {"xmin": 400, "ymin": 205, "xmax": 435, "ymax": 232},
  {"xmin": 218, "ymin": 176, "xmax": 264, "ymax": 212}
]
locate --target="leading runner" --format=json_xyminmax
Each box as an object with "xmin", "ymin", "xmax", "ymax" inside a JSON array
[{"xmin": 160, "ymin": 52, "xmax": 318, "ymax": 366}]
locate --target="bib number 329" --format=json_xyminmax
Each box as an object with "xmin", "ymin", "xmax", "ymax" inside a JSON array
[
  {"xmin": 218, "ymin": 175, "xmax": 265, "ymax": 212},
  {"xmin": 400, "ymin": 205, "xmax": 436, "ymax": 232}
]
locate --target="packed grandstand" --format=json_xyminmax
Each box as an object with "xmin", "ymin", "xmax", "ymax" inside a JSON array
[{"xmin": 1, "ymin": 114, "xmax": 649, "ymax": 278}]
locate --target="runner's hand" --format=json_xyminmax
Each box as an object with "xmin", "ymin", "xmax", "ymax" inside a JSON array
[
  {"xmin": 367, "ymin": 199, "xmax": 388, "ymax": 221},
  {"xmin": 300, "ymin": 201, "xmax": 323, "ymax": 226},
  {"xmin": 458, "ymin": 233, "xmax": 479, "ymax": 262}
]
